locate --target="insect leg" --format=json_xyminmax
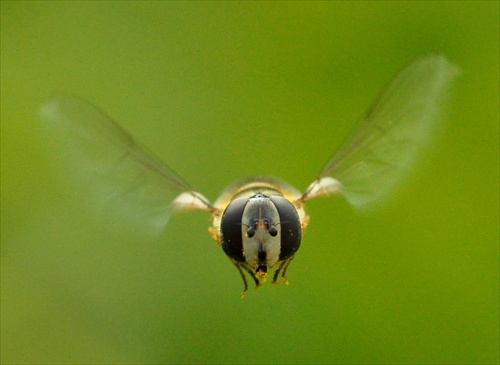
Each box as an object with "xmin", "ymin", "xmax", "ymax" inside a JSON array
[
  {"xmin": 280, "ymin": 255, "xmax": 295, "ymax": 285},
  {"xmin": 272, "ymin": 268, "xmax": 281, "ymax": 284},
  {"xmin": 240, "ymin": 263, "xmax": 261, "ymax": 289},
  {"xmin": 231, "ymin": 261, "xmax": 249, "ymax": 298}
]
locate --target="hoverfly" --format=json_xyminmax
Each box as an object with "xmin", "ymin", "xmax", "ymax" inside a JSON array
[{"xmin": 39, "ymin": 54, "xmax": 459, "ymax": 297}]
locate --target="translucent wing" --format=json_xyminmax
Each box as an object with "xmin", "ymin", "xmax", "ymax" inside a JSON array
[
  {"xmin": 302, "ymin": 54, "xmax": 460, "ymax": 210},
  {"xmin": 39, "ymin": 94, "xmax": 214, "ymax": 236}
]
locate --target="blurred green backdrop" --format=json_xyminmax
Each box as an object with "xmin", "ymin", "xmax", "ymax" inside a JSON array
[{"xmin": 1, "ymin": 1, "xmax": 498, "ymax": 364}]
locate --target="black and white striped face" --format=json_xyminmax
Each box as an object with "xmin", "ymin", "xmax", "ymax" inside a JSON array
[{"xmin": 220, "ymin": 193, "xmax": 302, "ymax": 278}]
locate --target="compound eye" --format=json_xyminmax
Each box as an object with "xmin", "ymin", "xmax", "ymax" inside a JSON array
[
  {"xmin": 269, "ymin": 196, "xmax": 302, "ymax": 260},
  {"xmin": 268, "ymin": 226, "xmax": 278, "ymax": 237},
  {"xmin": 220, "ymin": 197, "xmax": 249, "ymax": 262}
]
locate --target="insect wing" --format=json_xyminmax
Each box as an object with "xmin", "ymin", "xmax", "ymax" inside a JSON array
[
  {"xmin": 303, "ymin": 54, "xmax": 460, "ymax": 210},
  {"xmin": 39, "ymin": 95, "xmax": 213, "ymax": 236}
]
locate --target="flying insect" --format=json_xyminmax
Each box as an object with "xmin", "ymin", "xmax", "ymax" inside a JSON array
[{"xmin": 39, "ymin": 54, "xmax": 459, "ymax": 297}]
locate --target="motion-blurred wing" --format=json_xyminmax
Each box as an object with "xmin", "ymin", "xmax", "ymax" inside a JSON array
[
  {"xmin": 302, "ymin": 54, "xmax": 460, "ymax": 210},
  {"xmin": 39, "ymin": 95, "xmax": 214, "ymax": 236}
]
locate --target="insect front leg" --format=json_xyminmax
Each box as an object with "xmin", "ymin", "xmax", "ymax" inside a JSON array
[
  {"xmin": 280, "ymin": 256, "xmax": 295, "ymax": 285},
  {"xmin": 230, "ymin": 260, "xmax": 262, "ymax": 298}
]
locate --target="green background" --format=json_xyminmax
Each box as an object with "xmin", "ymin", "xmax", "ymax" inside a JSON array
[{"xmin": 1, "ymin": 1, "xmax": 498, "ymax": 364}]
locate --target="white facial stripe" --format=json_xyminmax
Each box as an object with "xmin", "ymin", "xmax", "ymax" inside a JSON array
[{"xmin": 241, "ymin": 197, "xmax": 281, "ymax": 269}]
